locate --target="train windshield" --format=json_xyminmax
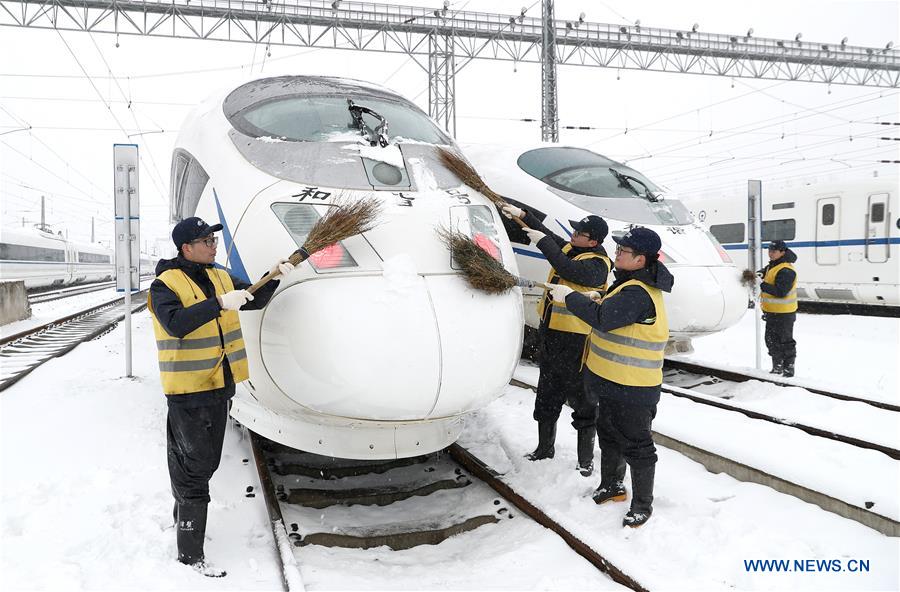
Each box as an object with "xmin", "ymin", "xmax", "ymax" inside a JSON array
[
  {"xmin": 518, "ymin": 147, "xmax": 664, "ymax": 198},
  {"xmin": 517, "ymin": 147, "xmax": 693, "ymax": 225},
  {"xmin": 232, "ymin": 95, "xmax": 450, "ymax": 145}
]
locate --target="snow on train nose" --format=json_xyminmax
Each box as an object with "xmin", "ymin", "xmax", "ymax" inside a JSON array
[
  {"xmin": 258, "ymin": 263, "xmax": 522, "ymax": 421},
  {"xmin": 667, "ymin": 265, "xmax": 747, "ymax": 336}
]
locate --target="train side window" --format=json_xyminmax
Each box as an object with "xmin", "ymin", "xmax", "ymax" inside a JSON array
[
  {"xmin": 762, "ymin": 219, "xmax": 796, "ymax": 241},
  {"xmin": 772, "ymin": 202, "xmax": 794, "ymax": 210},
  {"xmin": 170, "ymin": 149, "xmax": 210, "ymax": 221},
  {"xmin": 708, "ymin": 223, "xmax": 744, "ymax": 244},
  {"xmin": 0, "ymin": 243, "xmax": 65, "ymax": 261},
  {"xmin": 870, "ymin": 202, "xmax": 885, "ymax": 223},
  {"xmin": 821, "ymin": 204, "xmax": 835, "ymax": 226}
]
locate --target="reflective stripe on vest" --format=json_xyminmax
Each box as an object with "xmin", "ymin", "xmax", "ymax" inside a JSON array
[
  {"xmin": 149, "ymin": 268, "xmax": 250, "ymax": 395},
  {"xmin": 760, "ymin": 262, "xmax": 798, "ymax": 313},
  {"xmin": 537, "ymin": 244, "xmax": 610, "ymax": 335},
  {"xmin": 583, "ymin": 279, "xmax": 669, "ymax": 387}
]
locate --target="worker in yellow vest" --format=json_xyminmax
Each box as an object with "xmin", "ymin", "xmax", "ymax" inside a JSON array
[
  {"xmin": 149, "ymin": 217, "xmax": 291, "ymax": 577},
  {"xmin": 501, "ymin": 205, "xmax": 610, "ymax": 477},
  {"xmin": 757, "ymin": 239, "xmax": 798, "ymax": 377},
  {"xmin": 549, "ymin": 227, "xmax": 672, "ymax": 528}
]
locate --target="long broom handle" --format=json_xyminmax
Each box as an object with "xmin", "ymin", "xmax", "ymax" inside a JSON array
[{"xmin": 246, "ymin": 247, "xmax": 310, "ymax": 295}]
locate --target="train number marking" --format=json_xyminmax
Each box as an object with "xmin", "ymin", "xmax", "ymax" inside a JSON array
[
  {"xmin": 446, "ymin": 188, "xmax": 471, "ymax": 204},
  {"xmin": 394, "ymin": 192, "xmax": 415, "ymax": 207}
]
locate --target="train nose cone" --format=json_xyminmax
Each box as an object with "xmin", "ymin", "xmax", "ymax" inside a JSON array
[
  {"xmin": 667, "ymin": 265, "xmax": 747, "ymax": 335},
  {"xmin": 258, "ymin": 269, "xmax": 522, "ymax": 421}
]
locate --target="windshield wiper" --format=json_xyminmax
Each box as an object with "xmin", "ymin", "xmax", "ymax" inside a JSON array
[
  {"xmin": 347, "ymin": 99, "xmax": 389, "ymax": 147},
  {"xmin": 609, "ymin": 168, "xmax": 660, "ymax": 202}
]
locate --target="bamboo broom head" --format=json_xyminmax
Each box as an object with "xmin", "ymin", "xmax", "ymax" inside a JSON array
[
  {"xmin": 437, "ymin": 147, "xmax": 507, "ymax": 207},
  {"xmin": 740, "ymin": 268, "xmax": 756, "ymax": 286},
  {"xmin": 437, "ymin": 227, "xmax": 518, "ymax": 294},
  {"xmin": 290, "ymin": 195, "xmax": 383, "ymax": 265}
]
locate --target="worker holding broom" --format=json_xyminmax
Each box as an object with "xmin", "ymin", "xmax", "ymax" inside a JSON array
[{"xmin": 501, "ymin": 206, "xmax": 610, "ymax": 477}]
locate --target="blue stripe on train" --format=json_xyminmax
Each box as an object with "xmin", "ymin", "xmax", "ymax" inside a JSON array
[
  {"xmin": 213, "ymin": 189, "xmax": 250, "ymax": 283},
  {"xmin": 722, "ymin": 237, "xmax": 900, "ymax": 250}
]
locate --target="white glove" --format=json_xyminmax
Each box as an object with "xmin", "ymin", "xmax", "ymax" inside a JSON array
[
  {"xmin": 524, "ymin": 228, "xmax": 546, "ymax": 245},
  {"xmin": 219, "ymin": 289, "xmax": 254, "ymax": 311},
  {"xmin": 501, "ymin": 204, "xmax": 524, "ymax": 219},
  {"xmin": 549, "ymin": 284, "xmax": 574, "ymax": 303},
  {"xmin": 584, "ymin": 290, "xmax": 603, "ymax": 303},
  {"xmin": 270, "ymin": 259, "xmax": 295, "ymax": 277}
]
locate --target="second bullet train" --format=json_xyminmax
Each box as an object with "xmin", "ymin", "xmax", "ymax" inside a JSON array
[{"xmin": 462, "ymin": 142, "xmax": 749, "ymax": 352}]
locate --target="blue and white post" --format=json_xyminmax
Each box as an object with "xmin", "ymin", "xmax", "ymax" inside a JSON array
[{"xmin": 114, "ymin": 144, "xmax": 140, "ymax": 378}]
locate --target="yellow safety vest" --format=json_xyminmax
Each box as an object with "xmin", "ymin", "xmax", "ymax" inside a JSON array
[
  {"xmin": 583, "ymin": 279, "xmax": 669, "ymax": 387},
  {"xmin": 537, "ymin": 244, "xmax": 610, "ymax": 334},
  {"xmin": 760, "ymin": 262, "xmax": 798, "ymax": 314},
  {"xmin": 149, "ymin": 268, "xmax": 249, "ymax": 395}
]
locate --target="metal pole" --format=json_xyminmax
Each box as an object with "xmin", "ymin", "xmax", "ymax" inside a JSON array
[
  {"xmin": 41, "ymin": 195, "xmax": 45, "ymax": 230},
  {"xmin": 123, "ymin": 165, "xmax": 134, "ymax": 377},
  {"xmin": 748, "ymin": 180, "xmax": 763, "ymax": 371}
]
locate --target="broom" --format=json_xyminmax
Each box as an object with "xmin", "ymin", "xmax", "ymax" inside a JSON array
[
  {"xmin": 437, "ymin": 227, "xmax": 548, "ymax": 295},
  {"xmin": 247, "ymin": 196, "xmax": 382, "ymax": 294},
  {"xmin": 740, "ymin": 268, "xmax": 758, "ymax": 287},
  {"xmin": 437, "ymin": 147, "xmax": 531, "ymax": 230}
]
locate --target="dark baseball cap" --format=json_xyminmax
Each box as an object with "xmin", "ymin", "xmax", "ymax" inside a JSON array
[
  {"xmin": 172, "ymin": 217, "xmax": 223, "ymax": 250},
  {"xmin": 613, "ymin": 226, "xmax": 662, "ymax": 255},
  {"xmin": 569, "ymin": 215, "xmax": 609, "ymax": 242},
  {"xmin": 768, "ymin": 240, "xmax": 788, "ymax": 251}
]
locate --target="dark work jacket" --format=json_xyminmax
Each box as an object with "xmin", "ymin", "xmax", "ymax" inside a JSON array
[
  {"xmin": 150, "ymin": 256, "xmax": 279, "ymax": 408},
  {"xmin": 758, "ymin": 249, "xmax": 798, "ymax": 303},
  {"xmin": 522, "ymin": 210, "xmax": 610, "ymax": 334},
  {"xmin": 566, "ymin": 261, "xmax": 675, "ymax": 406}
]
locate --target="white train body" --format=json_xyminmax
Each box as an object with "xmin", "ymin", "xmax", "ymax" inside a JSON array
[
  {"xmin": 687, "ymin": 176, "xmax": 899, "ymax": 306},
  {"xmin": 0, "ymin": 227, "xmax": 115, "ymax": 289},
  {"xmin": 462, "ymin": 144, "xmax": 748, "ymax": 348},
  {"xmin": 171, "ymin": 76, "xmax": 522, "ymax": 460}
]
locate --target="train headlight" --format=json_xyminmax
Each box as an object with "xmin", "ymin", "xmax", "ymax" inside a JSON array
[
  {"xmin": 271, "ymin": 203, "xmax": 358, "ymax": 269},
  {"xmin": 449, "ymin": 205, "xmax": 503, "ymax": 265}
]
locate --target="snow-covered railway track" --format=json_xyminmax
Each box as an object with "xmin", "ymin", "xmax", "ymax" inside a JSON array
[
  {"xmin": 0, "ymin": 291, "xmax": 148, "ymax": 392},
  {"xmin": 27, "ymin": 280, "xmax": 117, "ymax": 304},
  {"xmin": 664, "ymin": 359, "xmax": 900, "ymax": 412},
  {"xmin": 509, "ymin": 377, "xmax": 900, "ymax": 537},
  {"xmin": 248, "ymin": 430, "xmax": 647, "ymax": 592}
]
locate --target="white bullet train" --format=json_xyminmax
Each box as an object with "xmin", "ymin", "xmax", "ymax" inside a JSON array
[
  {"xmin": 171, "ymin": 76, "xmax": 522, "ymax": 460},
  {"xmin": 685, "ymin": 175, "xmax": 899, "ymax": 308},
  {"xmin": 462, "ymin": 143, "xmax": 748, "ymax": 351},
  {"xmin": 0, "ymin": 226, "xmax": 116, "ymax": 289}
]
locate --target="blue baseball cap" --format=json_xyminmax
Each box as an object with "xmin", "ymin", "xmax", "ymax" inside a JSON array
[
  {"xmin": 172, "ymin": 217, "xmax": 223, "ymax": 250},
  {"xmin": 569, "ymin": 215, "xmax": 609, "ymax": 242},
  {"xmin": 613, "ymin": 226, "xmax": 662, "ymax": 256},
  {"xmin": 768, "ymin": 240, "xmax": 788, "ymax": 251}
]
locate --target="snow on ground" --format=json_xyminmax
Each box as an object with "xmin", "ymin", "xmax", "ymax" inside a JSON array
[
  {"xmin": 673, "ymin": 311, "xmax": 899, "ymax": 405},
  {"xmin": 1, "ymin": 306, "xmax": 898, "ymax": 590},
  {"xmin": 1, "ymin": 311, "xmax": 283, "ymax": 591},
  {"xmin": 459, "ymin": 385, "xmax": 900, "ymax": 591}
]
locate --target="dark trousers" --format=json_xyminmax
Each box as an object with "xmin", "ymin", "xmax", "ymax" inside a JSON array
[
  {"xmin": 596, "ymin": 397, "xmax": 658, "ymax": 469},
  {"xmin": 764, "ymin": 312, "xmax": 796, "ymax": 362},
  {"xmin": 166, "ymin": 400, "xmax": 229, "ymax": 505},
  {"xmin": 534, "ymin": 329, "xmax": 596, "ymax": 430}
]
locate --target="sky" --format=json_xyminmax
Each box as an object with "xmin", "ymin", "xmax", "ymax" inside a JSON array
[{"xmin": 0, "ymin": 0, "xmax": 897, "ymax": 250}]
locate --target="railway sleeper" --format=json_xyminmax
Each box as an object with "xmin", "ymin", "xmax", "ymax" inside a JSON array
[
  {"xmin": 286, "ymin": 476, "xmax": 471, "ymax": 508},
  {"xmin": 295, "ymin": 514, "xmax": 501, "ymax": 551}
]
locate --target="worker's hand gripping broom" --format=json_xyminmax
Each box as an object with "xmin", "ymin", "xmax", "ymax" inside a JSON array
[{"xmin": 247, "ymin": 196, "xmax": 382, "ymax": 294}]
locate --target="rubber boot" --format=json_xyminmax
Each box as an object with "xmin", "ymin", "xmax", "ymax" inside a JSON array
[
  {"xmin": 592, "ymin": 452, "xmax": 627, "ymax": 504},
  {"xmin": 623, "ymin": 464, "xmax": 655, "ymax": 528},
  {"xmin": 177, "ymin": 503, "xmax": 226, "ymax": 578},
  {"xmin": 576, "ymin": 428, "xmax": 596, "ymax": 477},
  {"xmin": 524, "ymin": 421, "xmax": 556, "ymax": 461},
  {"xmin": 782, "ymin": 358, "xmax": 795, "ymax": 378},
  {"xmin": 770, "ymin": 356, "xmax": 783, "ymax": 375}
]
